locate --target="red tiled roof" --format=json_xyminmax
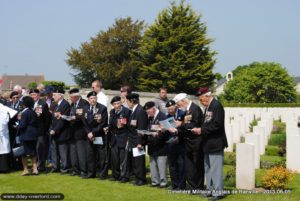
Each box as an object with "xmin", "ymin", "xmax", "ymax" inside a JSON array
[{"xmin": 0, "ymin": 74, "xmax": 45, "ymax": 90}]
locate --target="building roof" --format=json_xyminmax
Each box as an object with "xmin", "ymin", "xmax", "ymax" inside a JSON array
[
  {"xmin": 294, "ymin": 76, "xmax": 300, "ymax": 84},
  {"xmin": 0, "ymin": 74, "xmax": 45, "ymax": 90},
  {"xmin": 216, "ymin": 77, "xmax": 227, "ymax": 87}
]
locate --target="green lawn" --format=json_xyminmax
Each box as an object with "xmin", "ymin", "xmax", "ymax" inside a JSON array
[{"xmin": 1, "ymin": 170, "xmax": 299, "ymax": 201}]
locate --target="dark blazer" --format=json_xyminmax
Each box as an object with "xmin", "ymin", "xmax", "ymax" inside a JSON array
[
  {"xmin": 201, "ymin": 98, "xmax": 228, "ymax": 153},
  {"xmin": 6, "ymin": 100, "xmax": 23, "ymax": 111},
  {"xmin": 127, "ymin": 104, "xmax": 148, "ymax": 148},
  {"xmin": 109, "ymin": 106, "xmax": 131, "ymax": 148},
  {"xmin": 178, "ymin": 102, "xmax": 203, "ymax": 152},
  {"xmin": 82, "ymin": 103, "xmax": 108, "ymax": 138},
  {"xmin": 69, "ymin": 98, "xmax": 89, "ymax": 140},
  {"xmin": 147, "ymin": 111, "xmax": 169, "ymax": 156},
  {"xmin": 167, "ymin": 109, "xmax": 186, "ymax": 154},
  {"xmin": 18, "ymin": 108, "xmax": 39, "ymax": 141},
  {"xmin": 35, "ymin": 99, "xmax": 51, "ymax": 136},
  {"xmin": 51, "ymin": 99, "xmax": 71, "ymax": 142}
]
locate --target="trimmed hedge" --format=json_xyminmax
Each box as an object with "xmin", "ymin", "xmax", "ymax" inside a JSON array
[
  {"xmin": 265, "ymin": 145, "xmax": 279, "ymax": 156},
  {"xmin": 268, "ymin": 133, "xmax": 286, "ymax": 146}
]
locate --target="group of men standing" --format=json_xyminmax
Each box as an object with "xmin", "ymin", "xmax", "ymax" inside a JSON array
[{"xmin": 0, "ymin": 81, "xmax": 228, "ymax": 201}]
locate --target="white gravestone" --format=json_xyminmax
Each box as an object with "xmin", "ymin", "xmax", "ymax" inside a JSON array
[{"xmin": 236, "ymin": 143, "xmax": 255, "ymax": 190}]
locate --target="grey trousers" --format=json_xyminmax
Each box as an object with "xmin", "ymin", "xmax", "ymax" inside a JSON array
[
  {"xmin": 150, "ymin": 155, "xmax": 168, "ymax": 186},
  {"xmin": 204, "ymin": 151, "xmax": 224, "ymax": 196},
  {"xmin": 51, "ymin": 139, "xmax": 69, "ymax": 171}
]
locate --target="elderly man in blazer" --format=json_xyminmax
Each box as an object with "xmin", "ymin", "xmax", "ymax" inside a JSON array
[
  {"xmin": 82, "ymin": 91, "xmax": 108, "ymax": 179},
  {"xmin": 49, "ymin": 89, "xmax": 71, "ymax": 173},
  {"xmin": 171, "ymin": 93, "xmax": 204, "ymax": 192},
  {"xmin": 192, "ymin": 88, "xmax": 228, "ymax": 201},
  {"xmin": 125, "ymin": 93, "xmax": 148, "ymax": 186},
  {"xmin": 68, "ymin": 88, "xmax": 89, "ymax": 177}
]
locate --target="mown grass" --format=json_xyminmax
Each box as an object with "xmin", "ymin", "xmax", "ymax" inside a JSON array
[{"xmin": 1, "ymin": 169, "xmax": 299, "ymax": 201}]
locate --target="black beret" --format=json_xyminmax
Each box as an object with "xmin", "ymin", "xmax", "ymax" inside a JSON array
[
  {"xmin": 110, "ymin": 96, "xmax": 121, "ymax": 104},
  {"xmin": 87, "ymin": 91, "xmax": 97, "ymax": 98},
  {"xmin": 10, "ymin": 91, "xmax": 19, "ymax": 99},
  {"xmin": 29, "ymin": 89, "xmax": 40, "ymax": 94},
  {"xmin": 53, "ymin": 88, "xmax": 65, "ymax": 94},
  {"xmin": 126, "ymin": 93, "xmax": 139, "ymax": 100},
  {"xmin": 143, "ymin": 101, "xmax": 155, "ymax": 110},
  {"xmin": 166, "ymin": 100, "xmax": 176, "ymax": 108},
  {"xmin": 69, "ymin": 88, "xmax": 80, "ymax": 95}
]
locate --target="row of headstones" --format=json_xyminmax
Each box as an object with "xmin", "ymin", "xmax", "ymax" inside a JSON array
[{"xmin": 224, "ymin": 107, "xmax": 300, "ymax": 190}]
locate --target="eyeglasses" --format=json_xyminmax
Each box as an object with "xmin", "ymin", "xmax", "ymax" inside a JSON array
[{"xmin": 12, "ymin": 96, "xmax": 19, "ymax": 99}]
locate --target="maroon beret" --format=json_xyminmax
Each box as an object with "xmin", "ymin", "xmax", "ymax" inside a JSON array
[{"xmin": 195, "ymin": 87, "xmax": 210, "ymax": 96}]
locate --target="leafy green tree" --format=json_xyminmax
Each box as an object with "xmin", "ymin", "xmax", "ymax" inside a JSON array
[
  {"xmin": 27, "ymin": 82, "xmax": 37, "ymax": 89},
  {"xmin": 133, "ymin": 0, "xmax": 216, "ymax": 93},
  {"xmin": 67, "ymin": 17, "xmax": 144, "ymax": 89},
  {"xmin": 42, "ymin": 81, "xmax": 66, "ymax": 91},
  {"xmin": 223, "ymin": 62, "xmax": 297, "ymax": 103}
]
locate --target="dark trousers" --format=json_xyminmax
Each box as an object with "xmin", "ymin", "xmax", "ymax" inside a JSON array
[
  {"xmin": 168, "ymin": 151, "xmax": 186, "ymax": 189},
  {"xmin": 110, "ymin": 144, "xmax": 127, "ymax": 179},
  {"xmin": 70, "ymin": 139, "xmax": 87, "ymax": 175},
  {"xmin": 86, "ymin": 140, "xmax": 109, "ymax": 178},
  {"xmin": 51, "ymin": 139, "xmax": 69, "ymax": 171},
  {"xmin": 185, "ymin": 148, "xmax": 204, "ymax": 190},
  {"xmin": 125, "ymin": 148, "xmax": 146, "ymax": 182},
  {"xmin": 36, "ymin": 135, "xmax": 49, "ymax": 170}
]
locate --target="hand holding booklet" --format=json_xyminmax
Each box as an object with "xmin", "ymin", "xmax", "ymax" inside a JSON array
[
  {"xmin": 132, "ymin": 147, "xmax": 145, "ymax": 157},
  {"xmin": 93, "ymin": 137, "xmax": 103, "ymax": 145},
  {"xmin": 137, "ymin": 130, "xmax": 156, "ymax": 136},
  {"xmin": 159, "ymin": 117, "xmax": 176, "ymax": 130}
]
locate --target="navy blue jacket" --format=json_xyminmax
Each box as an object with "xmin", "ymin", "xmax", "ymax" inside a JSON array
[
  {"xmin": 18, "ymin": 108, "xmax": 39, "ymax": 141},
  {"xmin": 147, "ymin": 111, "xmax": 169, "ymax": 156},
  {"xmin": 109, "ymin": 106, "xmax": 131, "ymax": 148},
  {"xmin": 51, "ymin": 99, "xmax": 71, "ymax": 142},
  {"xmin": 82, "ymin": 103, "xmax": 108, "ymax": 138},
  {"xmin": 167, "ymin": 109, "xmax": 186, "ymax": 154}
]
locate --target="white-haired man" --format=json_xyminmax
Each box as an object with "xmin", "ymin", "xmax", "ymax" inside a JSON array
[{"xmin": 171, "ymin": 93, "xmax": 204, "ymax": 192}]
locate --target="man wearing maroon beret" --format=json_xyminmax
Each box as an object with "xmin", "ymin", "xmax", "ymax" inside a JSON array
[{"xmin": 192, "ymin": 88, "xmax": 228, "ymax": 201}]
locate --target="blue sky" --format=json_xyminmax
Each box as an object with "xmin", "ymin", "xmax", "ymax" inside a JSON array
[{"xmin": 1, "ymin": 0, "xmax": 299, "ymax": 85}]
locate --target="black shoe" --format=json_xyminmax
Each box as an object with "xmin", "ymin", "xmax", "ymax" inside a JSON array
[
  {"xmin": 133, "ymin": 180, "xmax": 145, "ymax": 186},
  {"xmin": 209, "ymin": 196, "xmax": 224, "ymax": 201},
  {"xmin": 70, "ymin": 171, "xmax": 79, "ymax": 176},
  {"xmin": 49, "ymin": 168, "xmax": 59, "ymax": 173},
  {"xmin": 109, "ymin": 177, "xmax": 119, "ymax": 181},
  {"xmin": 150, "ymin": 184, "xmax": 159, "ymax": 187},
  {"xmin": 60, "ymin": 169, "xmax": 69, "ymax": 174},
  {"xmin": 99, "ymin": 175, "xmax": 107, "ymax": 180},
  {"xmin": 37, "ymin": 167, "xmax": 46, "ymax": 172},
  {"xmin": 119, "ymin": 178, "xmax": 129, "ymax": 183}
]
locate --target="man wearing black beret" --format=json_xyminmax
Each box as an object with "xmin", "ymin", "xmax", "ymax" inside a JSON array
[
  {"xmin": 165, "ymin": 99, "xmax": 187, "ymax": 190},
  {"xmin": 125, "ymin": 93, "xmax": 148, "ymax": 186},
  {"xmin": 108, "ymin": 96, "xmax": 131, "ymax": 182},
  {"xmin": 29, "ymin": 89, "xmax": 51, "ymax": 172},
  {"xmin": 68, "ymin": 88, "xmax": 89, "ymax": 177},
  {"xmin": 144, "ymin": 101, "xmax": 169, "ymax": 188},
  {"xmin": 82, "ymin": 91, "xmax": 108, "ymax": 179}
]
